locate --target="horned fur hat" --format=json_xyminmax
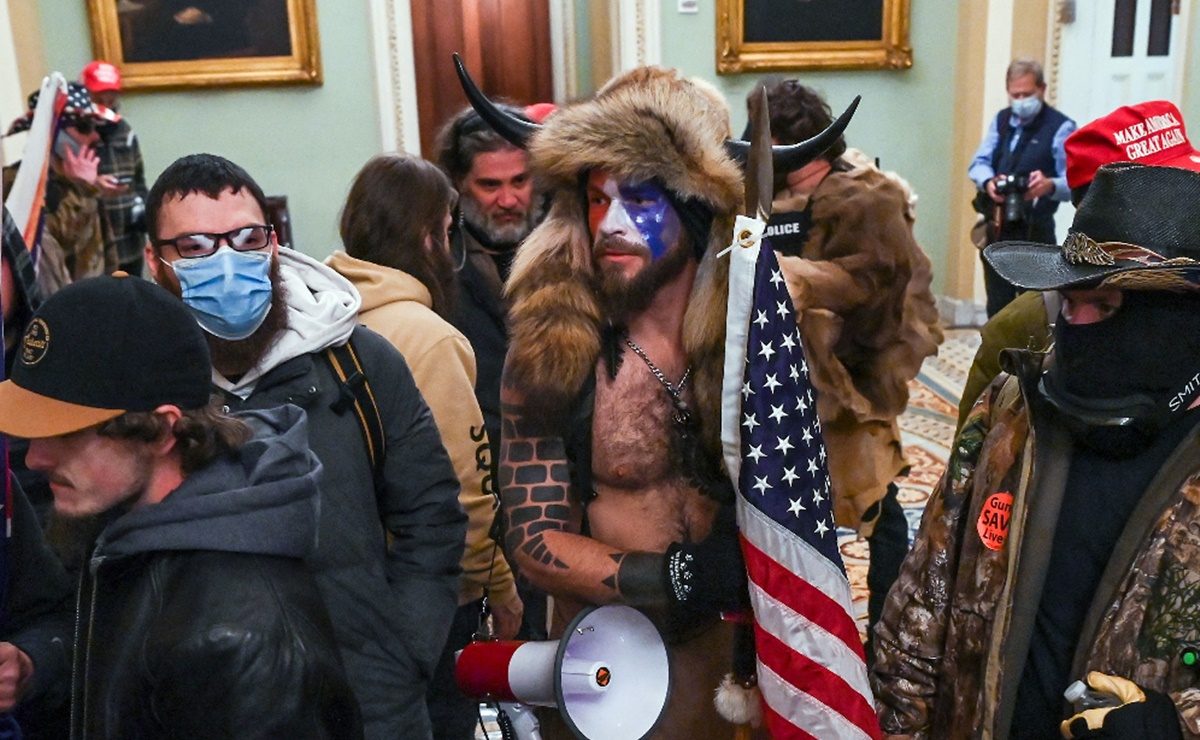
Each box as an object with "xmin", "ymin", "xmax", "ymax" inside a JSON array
[{"xmin": 504, "ymin": 66, "xmax": 743, "ymax": 451}]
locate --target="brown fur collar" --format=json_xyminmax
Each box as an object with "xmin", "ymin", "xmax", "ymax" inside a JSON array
[{"xmin": 504, "ymin": 67, "xmax": 743, "ymax": 454}]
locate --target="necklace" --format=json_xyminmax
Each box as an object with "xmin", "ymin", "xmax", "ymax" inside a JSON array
[{"xmin": 624, "ymin": 337, "xmax": 693, "ymax": 428}]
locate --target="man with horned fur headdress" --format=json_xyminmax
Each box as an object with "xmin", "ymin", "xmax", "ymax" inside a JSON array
[{"xmin": 489, "ymin": 66, "xmax": 812, "ymax": 738}]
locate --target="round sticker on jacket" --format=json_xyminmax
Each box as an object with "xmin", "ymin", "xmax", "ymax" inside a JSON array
[{"xmin": 977, "ymin": 492, "xmax": 1014, "ymax": 551}]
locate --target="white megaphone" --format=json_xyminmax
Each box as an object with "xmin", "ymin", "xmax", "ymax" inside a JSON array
[{"xmin": 456, "ymin": 604, "xmax": 671, "ymax": 740}]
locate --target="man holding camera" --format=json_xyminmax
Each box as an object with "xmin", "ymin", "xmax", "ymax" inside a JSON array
[{"xmin": 969, "ymin": 58, "xmax": 1075, "ymax": 317}]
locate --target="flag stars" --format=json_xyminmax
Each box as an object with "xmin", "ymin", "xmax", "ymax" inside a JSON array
[
  {"xmin": 781, "ymin": 467, "xmax": 800, "ymax": 485},
  {"xmin": 813, "ymin": 487, "xmax": 825, "ymax": 506},
  {"xmin": 781, "ymin": 333, "xmax": 796, "ymax": 352},
  {"xmin": 789, "ymin": 364, "xmax": 800, "ymax": 381},
  {"xmin": 770, "ymin": 269, "xmax": 784, "ymax": 288},
  {"xmin": 807, "ymin": 457, "xmax": 819, "ymax": 474},
  {"xmin": 776, "ymin": 300, "xmax": 790, "ymax": 319},
  {"xmin": 797, "ymin": 396, "xmax": 808, "ymax": 413},
  {"xmin": 752, "ymin": 475, "xmax": 773, "ymax": 495},
  {"xmin": 759, "ymin": 341, "xmax": 776, "ymax": 361},
  {"xmin": 815, "ymin": 518, "xmax": 830, "ymax": 537},
  {"xmin": 787, "ymin": 497, "xmax": 806, "ymax": 517},
  {"xmin": 741, "ymin": 381, "xmax": 755, "ymax": 400},
  {"xmin": 801, "ymin": 426, "xmax": 813, "ymax": 444},
  {"xmin": 743, "ymin": 413, "xmax": 760, "ymax": 433},
  {"xmin": 775, "ymin": 436, "xmax": 794, "ymax": 454},
  {"xmin": 768, "ymin": 404, "xmax": 788, "ymax": 424},
  {"xmin": 754, "ymin": 310, "xmax": 770, "ymax": 329},
  {"xmin": 747, "ymin": 444, "xmax": 766, "ymax": 463},
  {"xmin": 764, "ymin": 374, "xmax": 782, "ymax": 393}
]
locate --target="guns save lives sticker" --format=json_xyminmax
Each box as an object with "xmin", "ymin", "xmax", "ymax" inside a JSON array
[{"xmin": 977, "ymin": 492, "xmax": 1014, "ymax": 551}]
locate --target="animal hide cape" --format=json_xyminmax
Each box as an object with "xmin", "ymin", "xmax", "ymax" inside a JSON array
[{"xmin": 504, "ymin": 66, "xmax": 744, "ymax": 458}]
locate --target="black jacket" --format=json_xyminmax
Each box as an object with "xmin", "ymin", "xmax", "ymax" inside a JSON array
[
  {"xmin": 216, "ymin": 325, "xmax": 465, "ymax": 739},
  {"xmin": 449, "ymin": 223, "xmax": 510, "ymax": 470},
  {"xmin": 71, "ymin": 406, "xmax": 362, "ymax": 739}
]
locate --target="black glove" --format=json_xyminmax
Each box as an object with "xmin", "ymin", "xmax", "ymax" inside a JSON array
[
  {"xmin": 663, "ymin": 504, "xmax": 748, "ymax": 615},
  {"xmin": 1060, "ymin": 672, "xmax": 1182, "ymax": 739}
]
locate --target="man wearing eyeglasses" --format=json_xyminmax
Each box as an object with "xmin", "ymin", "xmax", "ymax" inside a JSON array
[{"xmin": 143, "ymin": 153, "xmax": 467, "ymax": 740}]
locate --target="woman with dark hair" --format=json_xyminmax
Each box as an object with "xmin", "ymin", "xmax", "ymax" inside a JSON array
[{"xmin": 327, "ymin": 154, "xmax": 523, "ymax": 740}]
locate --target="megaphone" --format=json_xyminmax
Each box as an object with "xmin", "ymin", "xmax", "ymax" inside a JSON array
[{"xmin": 456, "ymin": 604, "xmax": 671, "ymax": 740}]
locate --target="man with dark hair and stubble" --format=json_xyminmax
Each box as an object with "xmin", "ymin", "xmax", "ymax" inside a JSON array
[
  {"xmin": 143, "ymin": 153, "xmax": 466, "ymax": 740},
  {"xmin": 0, "ymin": 273, "xmax": 362, "ymax": 738}
]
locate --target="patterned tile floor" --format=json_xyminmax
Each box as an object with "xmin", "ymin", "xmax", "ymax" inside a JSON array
[{"xmin": 839, "ymin": 327, "xmax": 981, "ymax": 639}]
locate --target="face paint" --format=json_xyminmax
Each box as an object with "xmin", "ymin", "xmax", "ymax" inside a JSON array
[{"xmin": 587, "ymin": 171, "xmax": 679, "ymax": 260}]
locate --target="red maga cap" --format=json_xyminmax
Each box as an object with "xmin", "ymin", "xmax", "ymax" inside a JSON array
[
  {"xmin": 1066, "ymin": 100, "xmax": 1200, "ymax": 189},
  {"xmin": 81, "ymin": 61, "xmax": 122, "ymax": 93}
]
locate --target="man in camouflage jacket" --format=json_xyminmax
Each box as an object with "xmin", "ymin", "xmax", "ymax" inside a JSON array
[{"xmin": 873, "ymin": 163, "xmax": 1200, "ymax": 739}]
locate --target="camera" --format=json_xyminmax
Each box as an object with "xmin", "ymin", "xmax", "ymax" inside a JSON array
[{"xmin": 994, "ymin": 173, "xmax": 1030, "ymax": 224}]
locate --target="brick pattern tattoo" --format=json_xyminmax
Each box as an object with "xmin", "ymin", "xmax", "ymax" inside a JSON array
[{"xmin": 499, "ymin": 399, "xmax": 572, "ymax": 571}]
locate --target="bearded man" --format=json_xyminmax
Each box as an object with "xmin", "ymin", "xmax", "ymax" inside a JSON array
[
  {"xmin": 460, "ymin": 65, "xmax": 840, "ymax": 738},
  {"xmin": 143, "ymin": 153, "xmax": 466, "ymax": 740},
  {"xmin": 434, "ymin": 105, "xmax": 543, "ymax": 469}
]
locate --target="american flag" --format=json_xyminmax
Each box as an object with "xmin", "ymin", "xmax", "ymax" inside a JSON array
[{"xmin": 721, "ymin": 220, "xmax": 880, "ymax": 739}]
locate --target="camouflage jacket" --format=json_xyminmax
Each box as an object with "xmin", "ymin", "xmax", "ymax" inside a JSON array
[
  {"xmin": 44, "ymin": 171, "xmax": 117, "ymax": 287},
  {"xmin": 872, "ymin": 349, "xmax": 1200, "ymax": 739}
]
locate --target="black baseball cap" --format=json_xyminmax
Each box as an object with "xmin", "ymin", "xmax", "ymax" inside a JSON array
[{"xmin": 0, "ymin": 273, "xmax": 212, "ymax": 438}]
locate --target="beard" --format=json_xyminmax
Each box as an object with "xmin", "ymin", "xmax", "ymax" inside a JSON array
[
  {"xmin": 460, "ymin": 195, "xmax": 540, "ymax": 248},
  {"xmin": 594, "ymin": 234, "xmax": 692, "ymax": 321},
  {"xmin": 44, "ymin": 509, "xmax": 112, "ymax": 573},
  {"xmin": 155, "ymin": 256, "xmax": 290, "ymax": 378}
]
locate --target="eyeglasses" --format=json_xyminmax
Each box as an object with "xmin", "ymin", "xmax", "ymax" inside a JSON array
[{"xmin": 153, "ymin": 224, "xmax": 274, "ymax": 259}]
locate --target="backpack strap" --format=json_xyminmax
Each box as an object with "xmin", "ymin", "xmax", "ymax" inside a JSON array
[{"xmin": 324, "ymin": 338, "xmax": 386, "ymax": 480}]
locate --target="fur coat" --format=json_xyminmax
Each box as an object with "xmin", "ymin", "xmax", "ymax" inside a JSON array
[
  {"xmin": 775, "ymin": 160, "xmax": 943, "ymax": 534},
  {"xmin": 504, "ymin": 66, "xmax": 744, "ymax": 458}
]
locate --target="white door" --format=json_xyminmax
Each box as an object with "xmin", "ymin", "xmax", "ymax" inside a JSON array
[{"xmin": 1052, "ymin": 0, "xmax": 1189, "ymax": 236}]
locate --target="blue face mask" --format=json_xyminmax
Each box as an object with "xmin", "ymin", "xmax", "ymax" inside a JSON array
[
  {"xmin": 1010, "ymin": 95, "xmax": 1043, "ymax": 121},
  {"xmin": 168, "ymin": 245, "xmax": 274, "ymax": 340}
]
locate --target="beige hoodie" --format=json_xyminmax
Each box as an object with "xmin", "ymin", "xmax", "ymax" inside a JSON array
[{"xmin": 326, "ymin": 251, "xmax": 518, "ymax": 612}]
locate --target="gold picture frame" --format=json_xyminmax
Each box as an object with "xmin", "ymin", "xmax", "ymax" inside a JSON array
[
  {"xmin": 716, "ymin": 0, "xmax": 912, "ymax": 74},
  {"xmin": 86, "ymin": 0, "xmax": 322, "ymax": 91}
]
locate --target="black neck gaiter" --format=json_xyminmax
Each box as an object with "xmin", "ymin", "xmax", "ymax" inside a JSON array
[{"xmin": 1041, "ymin": 291, "xmax": 1200, "ymax": 456}]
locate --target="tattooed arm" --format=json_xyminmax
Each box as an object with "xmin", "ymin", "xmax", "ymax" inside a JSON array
[{"xmin": 499, "ymin": 383, "xmax": 665, "ymax": 607}]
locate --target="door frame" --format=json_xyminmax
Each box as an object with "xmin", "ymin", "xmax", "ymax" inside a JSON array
[{"xmin": 367, "ymin": 0, "xmax": 661, "ymax": 153}]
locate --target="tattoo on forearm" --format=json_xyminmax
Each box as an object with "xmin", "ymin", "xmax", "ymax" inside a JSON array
[{"xmin": 501, "ymin": 400, "xmax": 571, "ymax": 570}]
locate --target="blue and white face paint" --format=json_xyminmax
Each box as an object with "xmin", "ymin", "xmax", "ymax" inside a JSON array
[{"xmin": 587, "ymin": 170, "xmax": 681, "ymax": 261}]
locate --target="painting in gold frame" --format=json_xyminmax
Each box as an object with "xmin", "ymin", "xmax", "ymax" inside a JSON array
[
  {"xmin": 716, "ymin": 0, "xmax": 912, "ymax": 74},
  {"xmin": 86, "ymin": 0, "xmax": 322, "ymax": 90}
]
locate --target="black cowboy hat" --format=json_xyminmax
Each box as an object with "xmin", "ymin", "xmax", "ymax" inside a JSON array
[{"xmin": 984, "ymin": 162, "xmax": 1200, "ymax": 292}]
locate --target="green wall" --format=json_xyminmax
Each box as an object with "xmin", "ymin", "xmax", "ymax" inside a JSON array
[
  {"xmin": 661, "ymin": 2, "xmax": 961, "ymax": 294},
  {"xmin": 33, "ymin": 0, "xmax": 380, "ymax": 258}
]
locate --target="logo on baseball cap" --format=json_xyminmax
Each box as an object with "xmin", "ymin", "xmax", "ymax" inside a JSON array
[
  {"xmin": 1066, "ymin": 100, "xmax": 1200, "ymax": 189},
  {"xmin": 0, "ymin": 274, "xmax": 212, "ymax": 439}
]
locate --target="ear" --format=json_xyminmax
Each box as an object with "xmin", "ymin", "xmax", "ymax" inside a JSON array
[
  {"xmin": 151, "ymin": 404, "xmax": 184, "ymax": 455},
  {"xmin": 145, "ymin": 244, "xmax": 161, "ymax": 280}
]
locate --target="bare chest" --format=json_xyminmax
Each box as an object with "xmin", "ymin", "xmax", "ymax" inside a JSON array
[{"xmin": 588, "ymin": 358, "xmax": 714, "ymax": 547}]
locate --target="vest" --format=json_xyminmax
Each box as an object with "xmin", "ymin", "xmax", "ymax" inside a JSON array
[{"xmin": 990, "ymin": 104, "xmax": 1070, "ymax": 223}]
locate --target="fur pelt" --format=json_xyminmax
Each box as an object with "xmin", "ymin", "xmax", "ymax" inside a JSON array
[{"xmin": 505, "ymin": 66, "xmax": 744, "ymax": 454}]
